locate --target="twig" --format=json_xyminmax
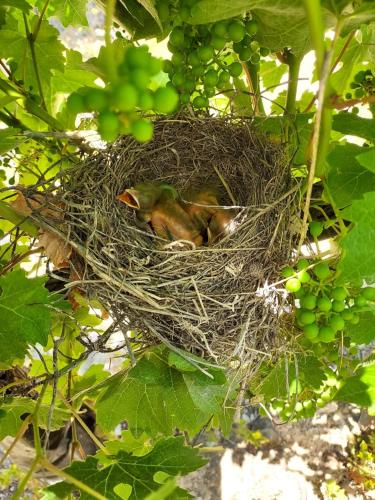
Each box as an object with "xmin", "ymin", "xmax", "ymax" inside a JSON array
[{"xmin": 23, "ymin": 13, "xmax": 46, "ymax": 110}]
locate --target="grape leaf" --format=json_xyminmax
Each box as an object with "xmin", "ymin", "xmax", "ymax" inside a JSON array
[
  {"xmin": 346, "ymin": 311, "xmax": 375, "ymax": 345},
  {"xmin": 332, "ymin": 113, "xmax": 375, "ymax": 143},
  {"xmin": 0, "ymin": 397, "xmax": 70, "ymax": 440},
  {"xmin": 260, "ymin": 60, "xmax": 287, "ymax": 90},
  {"xmin": 96, "ymin": 349, "xmax": 228, "ymax": 436},
  {"xmin": 0, "ymin": 269, "xmax": 52, "ymax": 365},
  {"xmin": 356, "ymin": 148, "xmax": 375, "ymax": 174},
  {"xmin": 48, "ymin": 0, "xmax": 88, "ymax": 27},
  {"xmin": 0, "ymin": 16, "xmax": 65, "ymax": 107},
  {"xmin": 334, "ymin": 361, "xmax": 375, "ymax": 412},
  {"xmin": 325, "ymin": 143, "xmax": 375, "ymax": 209},
  {"xmin": 47, "ymin": 436, "xmax": 206, "ymax": 500},
  {"xmin": 337, "ymin": 191, "xmax": 375, "ymax": 286},
  {"xmin": 1, "ymin": 0, "xmax": 31, "ymax": 12},
  {"xmin": 254, "ymin": 355, "xmax": 326, "ymax": 399},
  {"xmin": 0, "ymin": 127, "xmax": 24, "ymax": 154}
]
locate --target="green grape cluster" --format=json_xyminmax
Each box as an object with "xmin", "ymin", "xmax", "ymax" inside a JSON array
[
  {"xmin": 66, "ymin": 45, "xmax": 178, "ymax": 143},
  {"xmin": 165, "ymin": 12, "xmax": 268, "ymax": 108},
  {"xmin": 271, "ymin": 397, "xmax": 316, "ymax": 421},
  {"xmin": 282, "ymin": 259, "xmax": 375, "ymax": 346},
  {"xmin": 346, "ymin": 69, "xmax": 374, "ymax": 100}
]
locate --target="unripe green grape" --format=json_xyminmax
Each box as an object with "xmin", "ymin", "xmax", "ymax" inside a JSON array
[
  {"xmin": 301, "ymin": 293, "xmax": 317, "ymax": 310},
  {"xmin": 294, "ymin": 287, "xmax": 306, "ymax": 299},
  {"xmin": 281, "ymin": 266, "xmax": 294, "ymax": 278},
  {"xmin": 212, "ymin": 20, "xmax": 228, "ymax": 37},
  {"xmin": 345, "ymin": 92, "xmax": 352, "ymax": 99},
  {"xmin": 260, "ymin": 46, "xmax": 270, "ymax": 57},
  {"xmin": 316, "ymin": 397, "xmax": 325, "ymax": 408},
  {"xmin": 355, "ymin": 88, "xmax": 365, "ymax": 98},
  {"xmin": 193, "ymin": 95, "xmax": 208, "ymax": 108},
  {"xmin": 332, "ymin": 300, "xmax": 346, "ymax": 313},
  {"xmin": 297, "ymin": 258, "xmax": 309, "ymax": 271},
  {"xmin": 138, "ymin": 90, "xmax": 154, "ymax": 110},
  {"xmin": 153, "ymin": 86, "xmax": 179, "ymax": 114},
  {"xmin": 131, "ymin": 119, "xmax": 154, "ymax": 142},
  {"xmin": 303, "ymin": 323, "xmax": 319, "ymax": 340},
  {"xmin": 317, "ymin": 297, "xmax": 332, "ymax": 312},
  {"xmin": 303, "ymin": 400, "xmax": 314, "ymax": 410},
  {"xmin": 125, "ymin": 45, "xmax": 150, "ymax": 69},
  {"xmin": 250, "ymin": 40, "xmax": 259, "ymax": 52},
  {"xmin": 250, "ymin": 53, "xmax": 260, "ymax": 64},
  {"xmin": 198, "ymin": 45, "xmax": 214, "ymax": 62},
  {"xmin": 341, "ymin": 308, "xmax": 354, "ymax": 321},
  {"xmin": 169, "ymin": 27, "xmax": 185, "ymax": 48},
  {"xmin": 285, "ymin": 278, "xmax": 301, "ymax": 293},
  {"xmin": 329, "ymin": 314, "xmax": 345, "ymax": 332},
  {"xmin": 229, "ymin": 62, "xmax": 243, "ymax": 77},
  {"xmin": 67, "ymin": 92, "xmax": 86, "ymax": 114},
  {"xmin": 232, "ymin": 41, "xmax": 243, "ymax": 54},
  {"xmin": 331, "ymin": 287, "xmax": 347, "ymax": 301},
  {"xmin": 203, "ymin": 69, "xmax": 219, "ymax": 86},
  {"xmin": 314, "ymin": 262, "xmax": 331, "ymax": 281},
  {"xmin": 297, "ymin": 270, "xmax": 311, "ymax": 283},
  {"xmin": 171, "ymin": 52, "xmax": 184, "ymax": 66},
  {"xmin": 183, "ymin": 78, "xmax": 196, "ymax": 93},
  {"xmin": 84, "ymin": 88, "xmax": 108, "ymax": 112},
  {"xmin": 218, "ymin": 70, "xmax": 230, "ymax": 84},
  {"xmin": 111, "ymin": 83, "xmax": 138, "ymax": 112},
  {"xmin": 131, "ymin": 68, "xmax": 150, "ymax": 89},
  {"xmin": 172, "ymin": 71, "xmax": 185, "ymax": 87},
  {"xmin": 180, "ymin": 93, "xmax": 190, "ymax": 105},
  {"xmin": 148, "ymin": 57, "xmax": 163, "ymax": 75},
  {"xmin": 227, "ymin": 21, "xmax": 245, "ymax": 42},
  {"xmin": 188, "ymin": 51, "xmax": 200, "ymax": 66},
  {"xmin": 351, "ymin": 106, "xmax": 359, "ymax": 114},
  {"xmin": 309, "ymin": 220, "xmax": 324, "ymax": 238},
  {"xmin": 98, "ymin": 111, "xmax": 120, "ymax": 142},
  {"xmin": 204, "ymin": 86, "xmax": 215, "ymax": 97},
  {"xmin": 211, "ymin": 36, "xmax": 226, "ymax": 50},
  {"xmin": 327, "ymin": 351, "xmax": 339, "ymax": 362},
  {"xmin": 239, "ymin": 47, "xmax": 252, "ymax": 61},
  {"xmin": 192, "ymin": 64, "xmax": 205, "ymax": 77},
  {"xmin": 319, "ymin": 326, "xmax": 336, "ymax": 343},
  {"xmin": 300, "ymin": 310, "xmax": 316, "ymax": 325},
  {"xmin": 245, "ymin": 19, "xmax": 258, "ymax": 36},
  {"xmin": 163, "ymin": 59, "xmax": 173, "ymax": 74},
  {"xmin": 361, "ymin": 287, "xmax": 375, "ymax": 301},
  {"xmin": 294, "ymin": 401, "xmax": 303, "ymax": 412},
  {"xmin": 354, "ymin": 295, "xmax": 367, "ymax": 308}
]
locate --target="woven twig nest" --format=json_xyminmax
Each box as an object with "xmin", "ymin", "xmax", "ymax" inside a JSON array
[{"xmin": 29, "ymin": 115, "xmax": 297, "ymax": 366}]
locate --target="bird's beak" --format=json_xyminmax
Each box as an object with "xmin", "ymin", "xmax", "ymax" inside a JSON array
[{"xmin": 116, "ymin": 189, "xmax": 140, "ymax": 209}]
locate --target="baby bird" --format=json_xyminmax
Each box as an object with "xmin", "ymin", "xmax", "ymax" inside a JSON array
[
  {"xmin": 182, "ymin": 187, "xmax": 219, "ymax": 233},
  {"xmin": 117, "ymin": 182, "xmax": 178, "ymax": 222},
  {"xmin": 208, "ymin": 208, "xmax": 238, "ymax": 244}
]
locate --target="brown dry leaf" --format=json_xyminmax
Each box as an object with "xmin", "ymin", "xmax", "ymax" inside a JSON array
[
  {"xmin": 11, "ymin": 190, "xmax": 62, "ymax": 219},
  {"xmin": 37, "ymin": 230, "xmax": 72, "ymax": 269}
]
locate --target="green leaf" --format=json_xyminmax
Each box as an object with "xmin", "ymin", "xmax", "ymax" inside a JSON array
[
  {"xmin": 96, "ymin": 349, "xmax": 228, "ymax": 436},
  {"xmin": 51, "ymin": 50, "xmax": 97, "ymax": 96},
  {"xmin": 255, "ymin": 355, "xmax": 326, "ymax": 399},
  {"xmin": 346, "ymin": 311, "xmax": 375, "ymax": 345},
  {"xmin": 0, "ymin": 16, "xmax": 65, "ymax": 108},
  {"xmin": 1, "ymin": 0, "xmax": 31, "ymax": 12},
  {"xmin": 335, "ymin": 361, "xmax": 375, "ymax": 411},
  {"xmin": 0, "ymin": 269, "xmax": 52, "ymax": 365},
  {"xmin": 325, "ymin": 143, "xmax": 375, "ymax": 209},
  {"xmin": 49, "ymin": 0, "xmax": 88, "ymax": 27},
  {"xmin": 260, "ymin": 60, "xmax": 287, "ymax": 90},
  {"xmin": 47, "ymin": 436, "xmax": 206, "ymax": 500},
  {"xmin": 356, "ymin": 148, "xmax": 375, "ymax": 174},
  {"xmin": 0, "ymin": 397, "xmax": 70, "ymax": 440},
  {"xmin": 337, "ymin": 191, "xmax": 375, "ymax": 286},
  {"xmin": 0, "ymin": 127, "xmax": 24, "ymax": 154},
  {"xmin": 332, "ymin": 113, "xmax": 375, "ymax": 143}
]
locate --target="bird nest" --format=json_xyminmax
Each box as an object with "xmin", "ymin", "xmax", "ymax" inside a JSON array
[{"xmin": 24, "ymin": 115, "xmax": 298, "ymax": 367}]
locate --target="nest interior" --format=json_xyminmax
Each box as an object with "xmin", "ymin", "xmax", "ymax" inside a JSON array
[{"xmin": 32, "ymin": 115, "xmax": 296, "ymax": 366}]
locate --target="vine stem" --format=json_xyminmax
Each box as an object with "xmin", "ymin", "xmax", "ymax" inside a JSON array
[
  {"xmin": 11, "ymin": 456, "xmax": 41, "ymax": 500},
  {"xmin": 33, "ymin": 0, "xmax": 51, "ymax": 39},
  {"xmin": 298, "ymin": 9, "xmax": 343, "ymax": 250},
  {"xmin": 285, "ymin": 52, "xmax": 302, "ymax": 116},
  {"xmin": 23, "ymin": 13, "xmax": 47, "ymax": 110},
  {"xmin": 41, "ymin": 459, "xmax": 107, "ymax": 500},
  {"xmin": 245, "ymin": 62, "xmax": 265, "ymax": 115},
  {"xmin": 105, "ymin": 0, "xmax": 118, "ymax": 83}
]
